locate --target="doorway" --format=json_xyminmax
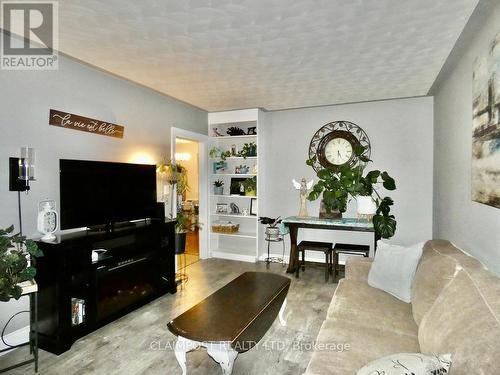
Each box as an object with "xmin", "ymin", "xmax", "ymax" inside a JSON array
[
  {"xmin": 175, "ymin": 138, "xmax": 200, "ymax": 266},
  {"xmin": 170, "ymin": 127, "xmax": 208, "ymax": 268}
]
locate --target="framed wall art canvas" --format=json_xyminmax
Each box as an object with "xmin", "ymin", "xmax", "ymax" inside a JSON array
[{"xmin": 472, "ymin": 31, "xmax": 500, "ymax": 208}]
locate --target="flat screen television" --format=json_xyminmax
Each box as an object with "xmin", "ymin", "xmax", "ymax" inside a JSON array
[{"xmin": 60, "ymin": 159, "xmax": 157, "ymax": 230}]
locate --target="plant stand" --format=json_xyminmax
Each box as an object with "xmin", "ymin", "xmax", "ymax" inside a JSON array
[
  {"xmin": 264, "ymin": 225, "xmax": 288, "ymax": 269},
  {"xmin": 0, "ymin": 281, "xmax": 38, "ymax": 373}
]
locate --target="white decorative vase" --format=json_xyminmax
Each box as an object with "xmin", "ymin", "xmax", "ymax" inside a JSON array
[{"xmin": 357, "ymin": 196, "xmax": 377, "ymax": 215}]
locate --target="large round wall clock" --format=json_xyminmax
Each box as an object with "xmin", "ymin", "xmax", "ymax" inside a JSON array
[{"xmin": 308, "ymin": 121, "xmax": 371, "ymax": 172}]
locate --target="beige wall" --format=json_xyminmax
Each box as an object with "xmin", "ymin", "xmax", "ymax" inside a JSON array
[
  {"xmin": 431, "ymin": 1, "xmax": 500, "ymax": 276},
  {"xmin": 176, "ymin": 140, "xmax": 200, "ymax": 201}
]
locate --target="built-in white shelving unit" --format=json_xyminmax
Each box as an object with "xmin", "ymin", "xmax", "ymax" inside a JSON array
[{"xmin": 208, "ymin": 109, "xmax": 266, "ymax": 262}]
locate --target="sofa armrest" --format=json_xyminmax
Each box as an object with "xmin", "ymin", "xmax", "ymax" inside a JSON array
[{"xmin": 344, "ymin": 256, "xmax": 374, "ymax": 282}]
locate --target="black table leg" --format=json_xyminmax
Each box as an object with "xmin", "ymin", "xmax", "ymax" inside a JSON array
[{"xmin": 286, "ymin": 225, "xmax": 298, "ymax": 274}]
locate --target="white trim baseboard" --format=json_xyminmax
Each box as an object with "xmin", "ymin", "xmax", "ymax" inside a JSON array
[{"xmin": 0, "ymin": 325, "xmax": 29, "ymax": 356}]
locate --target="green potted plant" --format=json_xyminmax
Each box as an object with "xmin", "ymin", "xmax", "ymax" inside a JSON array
[
  {"xmin": 0, "ymin": 225, "xmax": 43, "ymax": 302},
  {"xmin": 242, "ymin": 176, "xmax": 257, "ymax": 196},
  {"xmin": 175, "ymin": 211, "xmax": 202, "ymax": 254},
  {"xmin": 306, "ymin": 147, "xmax": 397, "ymax": 238},
  {"xmin": 209, "ymin": 147, "xmax": 232, "ymax": 161},
  {"xmin": 213, "ymin": 179, "xmax": 224, "ymax": 195},
  {"xmin": 240, "ymin": 142, "xmax": 257, "ymax": 158}
]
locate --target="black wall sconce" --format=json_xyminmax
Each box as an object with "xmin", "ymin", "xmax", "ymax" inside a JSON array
[
  {"xmin": 9, "ymin": 147, "xmax": 36, "ymax": 235},
  {"xmin": 9, "ymin": 147, "xmax": 36, "ymax": 192}
]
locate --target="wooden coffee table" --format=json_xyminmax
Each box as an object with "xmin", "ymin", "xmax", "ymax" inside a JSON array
[{"xmin": 167, "ymin": 272, "xmax": 291, "ymax": 375}]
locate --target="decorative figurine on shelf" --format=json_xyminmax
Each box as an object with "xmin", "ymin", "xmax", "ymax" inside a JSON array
[
  {"xmin": 227, "ymin": 127, "xmax": 246, "ymax": 136},
  {"xmin": 230, "ymin": 203, "xmax": 240, "ymax": 214},
  {"xmin": 231, "ymin": 144, "xmax": 237, "ymax": 156},
  {"xmin": 213, "ymin": 127, "xmax": 222, "ymax": 137},
  {"xmin": 292, "ymin": 178, "xmax": 314, "ymax": 218},
  {"xmin": 247, "ymin": 127, "xmax": 257, "ymax": 135},
  {"xmin": 236, "ymin": 165, "xmax": 249, "ymax": 174}
]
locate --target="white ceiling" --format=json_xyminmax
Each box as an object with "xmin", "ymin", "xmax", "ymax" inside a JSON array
[{"xmin": 53, "ymin": 0, "xmax": 479, "ymax": 111}]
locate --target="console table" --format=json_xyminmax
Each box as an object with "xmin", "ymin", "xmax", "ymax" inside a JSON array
[{"xmin": 282, "ymin": 216, "xmax": 379, "ymax": 274}]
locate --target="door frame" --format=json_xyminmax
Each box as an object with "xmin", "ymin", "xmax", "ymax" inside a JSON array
[{"xmin": 171, "ymin": 127, "xmax": 209, "ymax": 260}]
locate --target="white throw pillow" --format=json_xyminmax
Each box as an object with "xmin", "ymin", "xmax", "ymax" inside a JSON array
[
  {"xmin": 357, "ymin": 353, "xmax": 452, "ymax": 375},
  {"xmin": 367, "ymin": 240, "xmax": 424, "ymax": 303}
]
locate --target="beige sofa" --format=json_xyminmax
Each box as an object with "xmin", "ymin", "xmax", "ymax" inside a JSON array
[{"xmin": 304, "ymin": 240, "xmax": 500, "ymax": 374}]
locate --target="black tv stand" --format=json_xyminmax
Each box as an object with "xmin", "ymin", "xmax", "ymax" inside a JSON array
[
  {"xmin": 86, "ymin": 220, "xmax": 143, "ymax": 233},
  {"xmin": 34, "ymin": 220, "xmax": 176, "ymax": 355}
]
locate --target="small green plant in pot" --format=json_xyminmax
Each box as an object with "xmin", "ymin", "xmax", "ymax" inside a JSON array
[
  {"xmin": 175, "ymin": 211, "xmax": 202, "ymax": 254},
  {"xmin": 209, "ymin": 147, "xmax": 232, "ymax": 161},
  {"xmin": 0, "ymin": 225, "xmax": 43, "ymax": 301},
  {"xmin": 239, "ymin": 142, "xmax": 257, "ymax": 158},
  {"xmin": 213, "ymin": 179, "xmax": 224, "ymax": 195},
  {"xmin": 242, "ymin": 176, "xmax": 257, "ymax": 196}
]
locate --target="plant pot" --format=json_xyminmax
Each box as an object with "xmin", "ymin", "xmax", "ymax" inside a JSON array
[
  {"xmin": 175, "ymin": 232, "xmax": 187, "ymax": 255},
  {"xmin": 214, "ymin": 186, "xmax": 224, "ymax": 195},
  {"xmin": 319, "ymin": 199, "xmax": 342, "ymax": 219},
  {"xmin": 245, "ymin": 188, "xmax": 256, "ymax": 197},
  {"xmin": 357, "ymin": 196, "xmax": 377, "ymax": 215},
  {"xmin": 265, "ymin": 227, "xmax": 280, "ymax": 241}
]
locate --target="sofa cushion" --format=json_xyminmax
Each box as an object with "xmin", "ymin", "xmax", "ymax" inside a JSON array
[
  {"xmin": 304, "ymin": 317, "xmax": 420, "ymax": 375},
  {"xmin": 356, "ymin": 353, "xmax": 452, "ymax": 375},
  {"xmin": 327, "ymin": 279, "xmax": 418, "ymax": 338},
  {"xmin": 419, "ymin": 269, "xmax": 500, "ymax": 374},
  {"xmin": 411, "ymin": 240, "xmax": 459, "ymax": 325},
  {"xmin": 368, "ymin": 241, "xmax": 424, "ymax": 303}
]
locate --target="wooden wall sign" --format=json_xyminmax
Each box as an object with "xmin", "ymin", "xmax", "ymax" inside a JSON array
[{"xmin": 49, "ymin": 109, "xmax": 125, "ymax": 139}]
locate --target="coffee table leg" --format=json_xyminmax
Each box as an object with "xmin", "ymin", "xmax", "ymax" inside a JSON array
[
  {"xmin": 206, "ymin": 342, "xmax": 238, "ymax": 375},
  {"xmin": 174, "ymin": 336, "xmax": 200, "ymax": 375},
  {"xmin": 278, "ymin": 298, "xmax": 287, "ymax": 326}
]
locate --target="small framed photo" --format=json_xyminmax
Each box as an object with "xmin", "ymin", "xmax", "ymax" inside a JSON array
[
  {"xmin": 230, "ymin": 177, "xmax": 246, "ymax": 195},
  {"xmin": 250, "ymin": 198, "xmax": 257, "ymax": 216},
  {"xmin": 216, "ymin": 203, "xmax": 228, "ymax": 213}
]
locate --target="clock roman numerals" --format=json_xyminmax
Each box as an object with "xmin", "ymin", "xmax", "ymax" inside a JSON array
[{"xmin": 325, "ymin": 137, "xmax": 353, "ymax": 165}]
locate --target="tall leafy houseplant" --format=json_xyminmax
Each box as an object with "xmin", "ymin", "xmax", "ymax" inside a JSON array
[
  {"xmin": 0, "ymin": 226, "xmax": 43, "ymax": 301},
  {"xmin": 306, "ymin": 146, "xmax": 397, "ymax": 238}
]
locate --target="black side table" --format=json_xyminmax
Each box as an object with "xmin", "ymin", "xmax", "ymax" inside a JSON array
[{"xmin": 0, "ymin": 281, "xmax": 39, "ymax": 373}]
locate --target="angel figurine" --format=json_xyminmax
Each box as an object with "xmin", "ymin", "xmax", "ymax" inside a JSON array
[{"xmin": 292, "ymin": 178, "xmax": 314, "ymax": 217}]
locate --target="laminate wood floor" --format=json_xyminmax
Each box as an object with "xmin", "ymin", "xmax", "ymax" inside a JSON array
[{"xmin": 2, "ymin": 259, "xmax": 337, "ymax": 375}]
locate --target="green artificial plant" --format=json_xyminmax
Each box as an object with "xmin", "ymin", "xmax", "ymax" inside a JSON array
[{"xmin": 0, "ymin": 226, "xmax": 43, "ymax": 301}]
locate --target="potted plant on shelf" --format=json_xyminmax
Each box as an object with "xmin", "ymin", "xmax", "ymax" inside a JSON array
[
  {"xmin": 175, "ymin": 211, "xmax": 202, "ymax": 254},
  {"xmin": 240, "ymin": 142, "xmax": 257, "ymax": 158},
  {"xmin": 213, "ymin": 179, "xmax": 224, "ymax": 195},
  {"xmin": 306, "ymin": 146, "xmax": 397, "ymax": 238},
  {"xmin": 209, "ymin": 147, "xmax": 232, "ymax": 161},
  {"xmin": 242, "ymin": 176, "xmax": 257, "ymax": 196},
  {"xmin": 0, "ymin": 225, "xmax": 43, "ymax": 302}
]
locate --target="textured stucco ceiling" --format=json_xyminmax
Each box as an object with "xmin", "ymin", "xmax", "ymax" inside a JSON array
[{"xmin": 51, "ymin": 1, "xmax": 479, "ymax": 111}]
